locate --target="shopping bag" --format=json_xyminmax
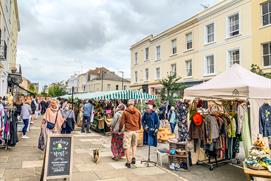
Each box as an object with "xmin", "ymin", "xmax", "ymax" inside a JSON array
[{"xmin": 38, "ymin": 128, "xmax": 45, "ymax": 151}]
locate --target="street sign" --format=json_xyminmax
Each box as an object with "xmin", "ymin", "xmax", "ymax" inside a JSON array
[{"xmin": 43, "ymin": 134, "xmax": 73, "ymax": 180}]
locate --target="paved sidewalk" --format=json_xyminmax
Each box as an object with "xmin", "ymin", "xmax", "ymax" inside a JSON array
[{"xmin": 0, "ymin": 119, "xmax": 183, "ymax": 181}]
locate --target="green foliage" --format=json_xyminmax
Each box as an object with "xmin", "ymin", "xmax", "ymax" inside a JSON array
[
  {"xmin": 159, "ymin": 74, "xmax": 186, "ymax": 105},
  {"xmin": 29, "ymin": 84, "xmax": 36, "ymax": 94},
  {"xmin": 40, "ymin": 91, "xmax": 48, "ymax": 97},
  {"xmin": 48, "ymin": 84, "xmax": 66, "ymax": 97},
  {"xmin": 251, "ymin": 64, "xmax": 271, "ymax": 79}
]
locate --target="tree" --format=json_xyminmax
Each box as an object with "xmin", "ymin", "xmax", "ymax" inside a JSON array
[
  {"xmin": 250, "ymin": 64, "xmax": 271, "ymax": 79},
  {"xmin": 48, "ymin": 84, "xmax": 66, "ymax": 97},
  {"xmin": 159, "ymin": 74, "xmax": 186, "ymax": 105},
  {"xmin": 29, "ymin": 84, "xmax": 36, "ymax": 94}
]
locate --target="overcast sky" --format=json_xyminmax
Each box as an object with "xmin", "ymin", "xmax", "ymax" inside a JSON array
[{"xmin": 17, "ymin": 0, "xmax": 217, "ymax": 87}]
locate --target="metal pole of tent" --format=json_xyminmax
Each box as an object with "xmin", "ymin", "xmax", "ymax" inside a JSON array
[{"xmin": 71, "ymin": 86, "xmax": 74, "ymax": 110}]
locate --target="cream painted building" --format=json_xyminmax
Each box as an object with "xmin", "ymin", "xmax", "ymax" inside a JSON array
[
  {"xmin": 0, "ymin": 0, "xmax": 20, "ymax": 96},
  {"xmin": 66, "ymin": 67, "xmax": 130, "ymax": 94},
  {"xmin": 251, "ymin": 0, "xmax": 271, "ymax": 73},
  {"xmin": 130, "ymin": 0, "xmax": 270, "ymax": 95}
]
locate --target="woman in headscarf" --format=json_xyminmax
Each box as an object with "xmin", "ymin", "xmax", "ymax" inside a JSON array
[
  {"xmin": 61, "ymin": 103, "xmax": 75, "ymax": 134},
  {"xmin": 111, "ymin": 103, "xmax": 126, "ymax": 160}
]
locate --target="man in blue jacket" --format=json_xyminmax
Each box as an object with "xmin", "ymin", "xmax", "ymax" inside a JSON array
[{"xmin": 82, "ymin": 100, "xmax": 93, "ymax": 133}]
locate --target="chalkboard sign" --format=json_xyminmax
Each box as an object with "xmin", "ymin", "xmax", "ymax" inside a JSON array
[{"xmin": 43, "ymin": 134, "xmax": 73, "ymax": 180}]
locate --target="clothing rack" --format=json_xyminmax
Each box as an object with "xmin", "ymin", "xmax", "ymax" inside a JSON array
[
  {"xmin": 196, "ymin": 158, "xmax": 231, "ymax": 171},
  {"xmin": 190, "ymin": 99, "xmax": 243, "ymax": 171},
  {"xmin": 0, "ymin": 107, "xmax": 16, "ymax": 150}
]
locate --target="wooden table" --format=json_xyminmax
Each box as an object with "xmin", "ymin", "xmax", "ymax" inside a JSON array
[{"xmin": 244, "ymin": 165, "xmax": 271, "ymax": 181}]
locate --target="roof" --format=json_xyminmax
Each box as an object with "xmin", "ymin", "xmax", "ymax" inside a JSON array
[
  {"xmin": 92, "ymin": 71, "xmax": 130, "ymax": 82},
  {"xmin": 87, "ymin": 67, "xmax": 109, "ymax": 75}
]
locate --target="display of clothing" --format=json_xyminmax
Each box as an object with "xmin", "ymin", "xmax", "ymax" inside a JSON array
[
  {"xmin": 176, "ymin": 101, "xmax": 189, "ymax": 142},
  {"xmin": 0, "ymin": 109, "xmax": 18, "ymax": 147},
  {"xmin": 189, "ymin": 111, "xmax": 242, "ymax": 160},
  {"xmin": 259, "ymin": 103, "xmax": 271, "ymax": 137},
  {"xmin": 142, "ymin": 110, "xmax": 160, "ymax": 147}
]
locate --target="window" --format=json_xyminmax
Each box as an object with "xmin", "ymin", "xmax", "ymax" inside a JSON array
[
  {"xmin": 116, "ymin": 85, "xmax": 119, "ymax": 90},
  {"xmin": 107, "ymin": 84, "xmax": 111, "ymax": 91},
  {"xmin": 263, "ymin": 42, "xmax": 271, "ymax": 67},
  {"xmin": 171, "ymin": 64, "xmax": 176, "ymax": 76},
  {"xmin": 145, "ymin": 47, "xmax": 149, "ymax": 61},
  {"xmin": 135, "ymin": 52, "xmax": 138, "ymax": 64},
  {"xmin": 135, "ymin": 71, "xmax": 138, "ymax": 83},
  {"xmin": 186, "ymin": 33, "xmax": 192, "ymax": 50},
  {"xmin": 185, "ymin": 60, "xmax": 192, "ymax": 77},
  {"xmin": 145, "ymin": 68, "xmax": 149, "ymax": 81},
  {"xmin": 156, "ymin": 67, "xmax": 160, "ymax": 80},
  {"xmin": 124, "ymin": 85, "xmax": 127, "ymax": 90},
  {"xmin": 171, "ymin": 39, "xmax": 177, "ymax": 54},
  {"xmin": 262, "ymin": 1, "xmax": 271, "ymax": 26},
  {"xmin": 228, "ymin": 13, "xmax": 239, "ymax": 37},
  {"xmin": 205, "ymin": 55, "xmax": 214, "ymax": 75},
  {"xmin": 228, "ymin": 49, "xmax": 240, "ymax": 66},
  {"xmin": 156, "ymin": 45, "xmax": 160, "ymax": 60},
  {"xmin": 206, "ymin": 23, "xmax": 214, "ymax": 43}
]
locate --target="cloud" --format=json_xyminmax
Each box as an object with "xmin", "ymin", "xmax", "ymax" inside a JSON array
[{"xmin": 17, "ymin": 0, "xmax": 217, "ymax": 87}]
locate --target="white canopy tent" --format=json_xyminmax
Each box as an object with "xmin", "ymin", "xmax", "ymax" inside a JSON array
[
  {"xmin": 184, "ymin": 64, "xmax": 271, "ymax": 100},
  {"xmin": 184, "ymin": 64, "xmax": 271, "ymax": 152}
]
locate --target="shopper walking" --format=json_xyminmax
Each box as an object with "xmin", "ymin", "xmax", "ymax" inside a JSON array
[
  {"xmin": 119, "ymin": 100, "xmax": 141, "ymax": 168},
  {"xmin": 82, "ymin": 100, "xmax": 93, "ymax": 133},
  {"xmin": 168, "ymin": 106, "xmax": 177, "ymax": 134},
  {"xmin": 30, "ymin": 96, "xmax": 37, "ymax": 124},
  {"xmin": 41, "ymin": 99, "xmax": 64, "ymax": 135},
  {"xmin": 40, "ymin": 98, "xmax": 47, "ymax": 115},
  {"xmin": 20, "ymin": 100, "xmax": 32, "ymax": 139},
  {"xmin": 111, "ymin": 103, "xmax": 126, "ymax": 160}
]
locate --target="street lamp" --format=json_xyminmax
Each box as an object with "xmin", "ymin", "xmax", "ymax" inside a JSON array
[
  {"xmin": 118, "ymin": 71, "xmax": 124, "ymax": 90},
  {"xmin": 98, "ymin": 69, "xmax": 105, "ymax": 91}
]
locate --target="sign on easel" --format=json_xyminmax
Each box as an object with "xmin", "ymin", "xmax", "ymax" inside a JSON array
[{"xmin": 42, "ymin": 134, "xmax": 73, "ymax": 180}]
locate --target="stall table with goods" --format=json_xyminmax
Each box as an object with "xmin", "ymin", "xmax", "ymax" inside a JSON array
[{"xmin": 244, "ymin": 137, "xmax": 271, "ymax": 180}]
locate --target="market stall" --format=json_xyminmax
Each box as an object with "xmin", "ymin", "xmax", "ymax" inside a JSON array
[
  {"xmin": 183, "ymin": 64, "xmax": 271, "ymax": 171},
  {"xmin": 62, "ymin": 90, "xmax": 157, "ymax": 138}
]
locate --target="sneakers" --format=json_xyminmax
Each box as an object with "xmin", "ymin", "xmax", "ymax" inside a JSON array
[
  {"xmin": 22, "ymin": 135, "xmax": 29, "ymax": 139},
  {"xmin": 125, "ymin": 163, "xmax": 131, "ymax": 168},
  {"xmin": 131, "ymin": 158, "xmax": 136, "ymax": 164}
]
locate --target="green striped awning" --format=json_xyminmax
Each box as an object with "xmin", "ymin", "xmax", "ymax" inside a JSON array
[{"xmin": 60, "ymin": 90, "xmax": 156, "ymax": 100}]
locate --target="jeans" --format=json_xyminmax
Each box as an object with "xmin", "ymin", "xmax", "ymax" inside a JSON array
[
  {"xmin": 22, "ymin": 119, "xmax": 29, "ymax": 135},
  {"xmin": 82, "ymin": 116, "xmax": 90, "ymax": 132},
  {"xmin": 170, "ymin": 122, "xmax": 176, "ymax": 134}
]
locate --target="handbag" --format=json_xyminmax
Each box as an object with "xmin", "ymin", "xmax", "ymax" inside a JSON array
[
  {"xmin": 46, "ymin": 110, "xmax": 59, "ymax": 130},
  {"xmin": 38, "ymin": 128, "xmax": 45, "ymax": 151}
]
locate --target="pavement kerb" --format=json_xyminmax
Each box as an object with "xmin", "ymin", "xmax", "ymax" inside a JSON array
[{"xmin": 156, "ymin": 165, "xmax": 189, "ymax": 181}]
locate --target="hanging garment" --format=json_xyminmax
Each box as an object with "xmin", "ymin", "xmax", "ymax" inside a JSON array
[
  {"xmin": 237, "ymin": 104, "xmax": 247, "ymax": 135},
  {"xmin": 259, "ymin": 103, "xmax": 271, "ymax": 137},
  {"xmin": 242, "ymin": 109, "xmax": 252, "ymax": 157},
  {"xmin": 188, "ymin": 119, "xmax": 205, "ymax": 141},
  {"xmin": 142, "ymin": 111, "xmax": 160, "ymax": 147},
  {"xmin": 205, "ymin": 115, "xmax": 220, "ymax": 143},
  {"xmin": 227, "ymin": 115, "xmax": 237, "ymax": 138},
  {"xmin": 8, "ymin": 113, "xmax": 18, "ymax": 147},
  {"xmin": 176, "ymin": 101, "xmax": 189, "ymax": 142}
]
